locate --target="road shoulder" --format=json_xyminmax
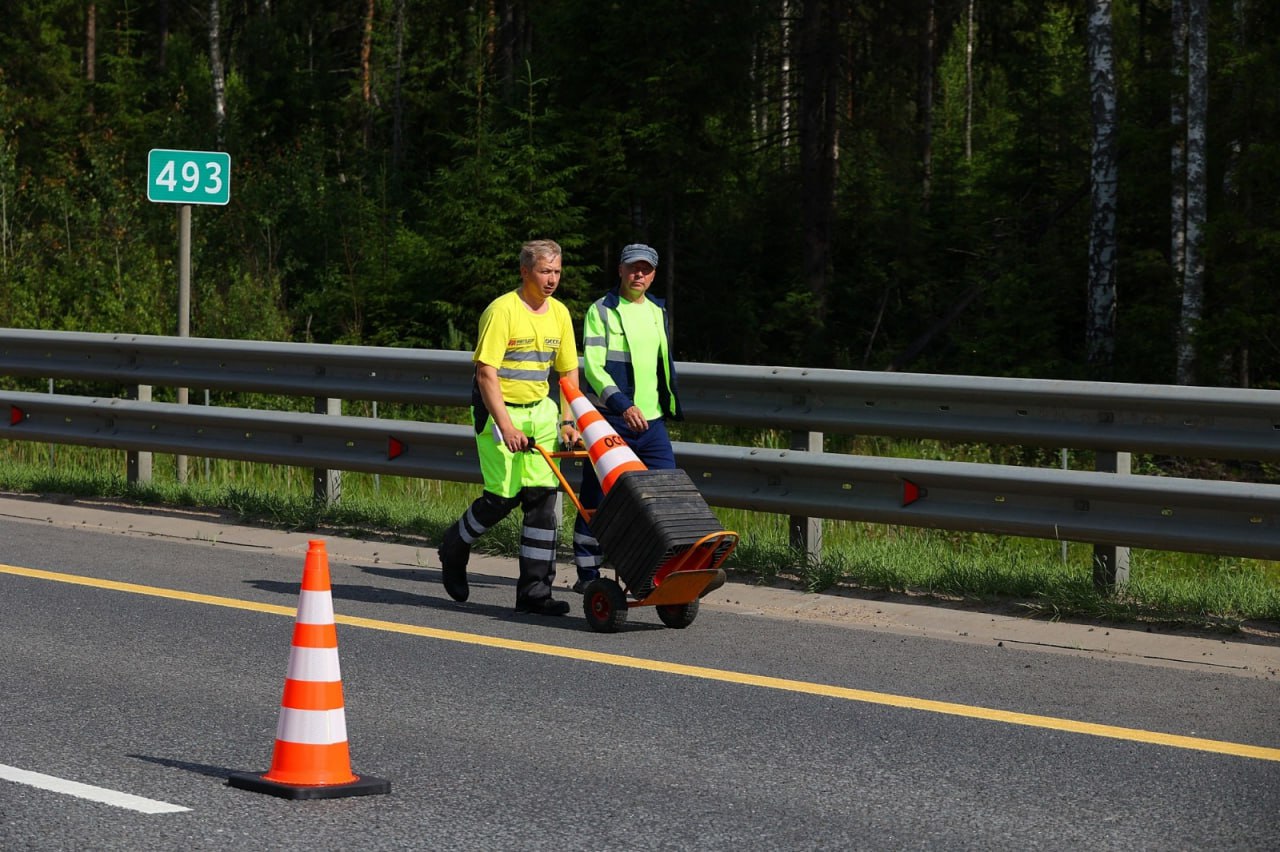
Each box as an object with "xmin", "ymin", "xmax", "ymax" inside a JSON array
[{"xmin": 1, "ymin": 490, "xmax": 1275, "ymax": 681}]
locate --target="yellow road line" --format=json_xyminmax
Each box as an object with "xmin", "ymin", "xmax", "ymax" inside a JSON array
[{"xmin": 4, "ymin": 562, "xmax": 1278, "ymax": 763}]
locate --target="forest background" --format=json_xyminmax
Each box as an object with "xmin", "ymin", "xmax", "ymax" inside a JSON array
[{"xmin": 1, "ymin": 0, "xmax": 1278, "ymax": 386}]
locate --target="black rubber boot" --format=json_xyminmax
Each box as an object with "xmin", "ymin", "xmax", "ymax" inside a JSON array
[{"xmin": 437, "ymin": 522, "xmax": 470, "ymax": 602}]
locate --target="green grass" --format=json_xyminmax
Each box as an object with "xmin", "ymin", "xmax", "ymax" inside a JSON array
[{"xmin": 3, "ymin": 440, "xmax": 1279, "ymax": 632}]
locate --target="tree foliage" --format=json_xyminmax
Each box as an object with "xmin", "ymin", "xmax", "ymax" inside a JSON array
[{"xmin": 1, "ymin": 0, "xmax": 1278, "ymax": 386}]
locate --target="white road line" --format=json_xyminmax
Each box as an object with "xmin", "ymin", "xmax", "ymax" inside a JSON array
[{"xmin": 0, "ymin": 764, "xmax": 190, "ymax": 814}]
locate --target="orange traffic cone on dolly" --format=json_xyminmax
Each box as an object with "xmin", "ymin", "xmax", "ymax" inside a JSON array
[
  {"xmin": 228, "ymin": 540, "xmax": 390, "ymax": 800},
  {"xmin": 560, "ymin": 378, "xmax": 647, "ymax": 495},
  {"xmin": 560, "ymin": 378, "xmax": 734, "ymax": 601}
]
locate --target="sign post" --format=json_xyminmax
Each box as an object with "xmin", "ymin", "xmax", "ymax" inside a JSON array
[{"xmin": 147, "ymin": 148, "xmax": 231, "ymax": 483}]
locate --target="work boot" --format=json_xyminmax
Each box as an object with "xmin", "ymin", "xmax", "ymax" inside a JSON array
[
  {"xmin": 437, "ymin": 523, "xmax": 470, "ymax": 602},
  {"xmin": 515, "ymin": 597, "xmax": 571, "ymax": 616}
]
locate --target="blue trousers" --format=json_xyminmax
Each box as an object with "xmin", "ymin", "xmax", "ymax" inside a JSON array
[{"xmin": 573, "ymin": 414, "xmax": 676, "ymax": 583}]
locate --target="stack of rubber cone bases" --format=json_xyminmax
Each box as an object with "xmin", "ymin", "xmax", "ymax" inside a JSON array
[
  {"xmin": 229, "ymin": 540, "xmax": 389, "ymax": 799},
  {"xmin": 561, "ymin": 379, "xmax": 727, "ymax": 595},
  {"xmin": 560, "ymin": 378, "xmax": 646, "ymax": 493}
]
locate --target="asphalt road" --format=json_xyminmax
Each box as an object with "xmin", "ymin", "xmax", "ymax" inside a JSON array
[{"xmin": 0, "ymin": 494, "xmax": 1277, "ymax": 850}]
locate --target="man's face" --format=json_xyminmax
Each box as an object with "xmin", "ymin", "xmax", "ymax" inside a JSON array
[
  {"xmin": 619, "ymin": 260, "xmax": 655, "ymax": 302},
  {"xmin": 522, "ymin": 254, "xmax": 562, "ymax": 299}
]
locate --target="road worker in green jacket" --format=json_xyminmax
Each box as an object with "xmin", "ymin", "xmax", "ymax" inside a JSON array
[{"xmin": 572, "ymin": 243, "xmax": 682, "ymax": 592}]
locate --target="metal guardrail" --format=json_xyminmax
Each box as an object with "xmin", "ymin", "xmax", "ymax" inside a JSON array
[
  {"xmin": 0, "ymin": 329, "xmax": 477, "ymax": 404},
  {"xmin": 5, "ymin": 391, "xmax": 1279, "ymax": 562},
  {"xmin": 3, "ymin": 329, "xmax": 1280, "ymax": 457},
  {"xmin": 678, "ymin": 363, "xmax": 1280, "ymax": 461},
  {"xmin": 2, "ymin": 329, "xmax": 1279, "ymax": 577}
]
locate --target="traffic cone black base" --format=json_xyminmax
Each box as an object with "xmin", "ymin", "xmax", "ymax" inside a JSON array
[{"xmin": 228, "ymin": 771, "xmax": 391, "ymax": 800}]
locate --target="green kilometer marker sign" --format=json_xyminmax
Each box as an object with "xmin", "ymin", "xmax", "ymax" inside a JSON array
[{"xmin": 147, "ymin": 149, "xmax": 231, "ymax": 205}]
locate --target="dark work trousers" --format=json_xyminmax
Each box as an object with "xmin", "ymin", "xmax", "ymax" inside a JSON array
[
  {"xmin": 453, "ymin": 486, "xmax": 561, "ymax": 603},
  {"xmin": 573, "ymin": 415, "xmax": 676, "ymax": 583}
]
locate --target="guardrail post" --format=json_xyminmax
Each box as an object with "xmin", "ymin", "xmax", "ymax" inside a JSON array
[
  {"xmin": 127, "ymin": 385, "xmax": 153, "ymax": 485},
  {"xmin": 789, "ymin": 429, "xmax": 823, "ymax": 561},
  {"xmin": 1092, "ymin": 449, "xmax": 1132, "ymax": 590},
  {"xmin": 47, "ymin": 378, "xmax": 55, "ymax": 468},
  {"xmin": 313, "ymin": 397, "xmax": 342, "ymax": 506}
]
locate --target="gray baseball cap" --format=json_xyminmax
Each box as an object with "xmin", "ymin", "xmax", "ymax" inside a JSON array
[{"xmin": 620, "ymin": 243, "xmax": 659, "ymax": 267}]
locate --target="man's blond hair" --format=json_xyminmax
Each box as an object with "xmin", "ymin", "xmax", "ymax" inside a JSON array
[{"xmin": 520, "ymin": 239, "xmax": 562, "ymax": 270}]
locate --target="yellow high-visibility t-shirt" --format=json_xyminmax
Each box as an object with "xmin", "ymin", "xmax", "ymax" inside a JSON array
[{"xmin": 474, "ymin": 290, "xmax": 578, "ymax": 404}]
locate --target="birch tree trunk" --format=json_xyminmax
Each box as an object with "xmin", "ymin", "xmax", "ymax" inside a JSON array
[
  {"xmin": 920, "ymin": 0, "xmax": 936, "ymax": 206},
  {"xmin": 752, "ymin": 1, "xmax": 794, "ymax": 160},
  {"xmin": 964, "ymin": 0, "xmax": 975, "ymax": 162},
  {"xmin": 1086, "ymin": 0, "xmax": 1118, "ymax": 371},
  {"xmin": 1170, "ymin": 0, "xmax": 1189, "ymax": 381},
  {"xmin": 208, "ymin": 0, "xmax": 228, "ymax": 145},
  {"xmin": 1176, "ymin": 0, "xmax": 1209, "ymax": 385},
  {"xmin": 392, "ymin": 0, "xmax": 406, "ymax": 181},
  {"xmin": 781, "ymin": 0, "xmax": 794, "ymax": 156},
  {"xmin": 85, "ymin": 3, "xmax": 96, "ymax": 116},
  {"xmin": 361, "ymin": 0, "xmax": 375, "ymax": 147}
]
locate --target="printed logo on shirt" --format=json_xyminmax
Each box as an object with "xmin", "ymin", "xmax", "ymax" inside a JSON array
[
  {"xmin": 544, "ymin": 336, "xmax": 561, "ymax": 348},
  {"xmin": 508, "ymin": 336, "xmax": 534, "ymax": 348}
]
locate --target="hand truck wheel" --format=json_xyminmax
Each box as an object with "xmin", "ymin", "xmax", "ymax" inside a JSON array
[
  {"xmin": 656, "ymin": 599, "xmax": 699, "ymax": 629},
  {"xmin": 582, "ymin": 577, "xmax": 628, "ymax": 633}
]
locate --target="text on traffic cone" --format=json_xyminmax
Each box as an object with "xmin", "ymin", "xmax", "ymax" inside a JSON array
[{"xmin": 560, "ymin": 378, "xmax": 646, "ymax": 494}]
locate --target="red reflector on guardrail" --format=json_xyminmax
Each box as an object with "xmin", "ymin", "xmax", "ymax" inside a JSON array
[
  {"xmin": 387, "ymin": 436, "xmax": 405, "ymax": 460},
  {"xmin": 9, "ymin": 406, "xmax": 23, "ymax": 426},
  {"xmin": 902, "ymin": 479, "xmax": 924, "ymax": 507}
]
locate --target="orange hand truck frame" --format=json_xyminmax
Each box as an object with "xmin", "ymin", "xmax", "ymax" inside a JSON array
[{"xmin": 528, "ymin": 442, "xmax": 738, "ymax": 633}]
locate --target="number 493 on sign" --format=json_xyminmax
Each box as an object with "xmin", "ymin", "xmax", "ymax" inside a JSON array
[{"xmin": 147, "ymin": 149, "xmax": 231, "ymax": 206}]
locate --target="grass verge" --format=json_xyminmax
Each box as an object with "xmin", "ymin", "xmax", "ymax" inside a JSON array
[{"xmin": 2, "ymin": 447, "xmax": 1278, "ymax": 633}]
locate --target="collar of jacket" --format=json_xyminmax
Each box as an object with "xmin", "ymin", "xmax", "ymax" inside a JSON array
[{"xmin": 602, "ymin": 287, "xmax": 665, "ymax": 311}]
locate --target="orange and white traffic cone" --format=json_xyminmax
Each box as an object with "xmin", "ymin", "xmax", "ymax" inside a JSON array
[
  {"xmin": 560, "ymin": 378, "xmax": 647, "ymax": 494},
  {"xmin": 228, "ymin": 540, "xmax": 390, "ymax": 800}
]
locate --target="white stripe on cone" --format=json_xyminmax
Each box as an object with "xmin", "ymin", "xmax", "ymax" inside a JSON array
[
  {"xmin": 276, "ymin": 707, "xmax": 350, "ymax": 745},
  {"xmin": 285, "ymin": 646, "xmax": 343, "ymax": 682},
  {"xmin": 297, "ymin": 589, "xmax": 336, "ymax": 623},
  {"xmin": 560, "ymin": 379, "xmax": 646, "ymax": 493}
]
